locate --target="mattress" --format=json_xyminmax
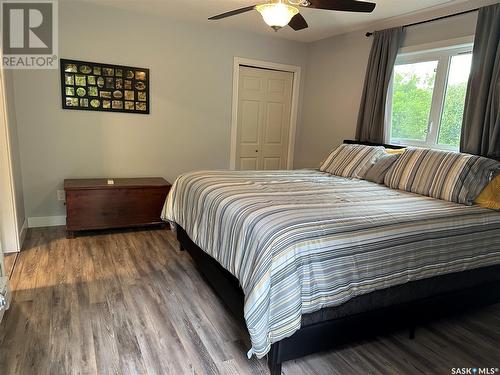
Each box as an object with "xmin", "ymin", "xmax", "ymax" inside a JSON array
[{"xmin": 162, "ymin": 169, "xmax": 500, "ymax": 358}]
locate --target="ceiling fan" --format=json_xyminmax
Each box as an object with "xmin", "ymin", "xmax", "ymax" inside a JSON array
[{"xmin": 208, "ymin": 0, "xmax": 376, "ymax": 32}]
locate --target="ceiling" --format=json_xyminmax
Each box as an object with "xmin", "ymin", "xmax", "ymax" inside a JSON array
[{"xmin": 82, "ymin": 0, "xmax": 475, "ymax": 43}]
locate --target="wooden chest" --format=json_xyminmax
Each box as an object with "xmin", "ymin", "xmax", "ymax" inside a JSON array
[{"xmin": 64, "ymin": 177, "xmax": 170, "ymax": 238}]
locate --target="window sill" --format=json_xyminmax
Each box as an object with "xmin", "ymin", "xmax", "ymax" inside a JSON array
[{"xmin": 390, "ymin": 139, "xmax": 459, "ymax": 152}]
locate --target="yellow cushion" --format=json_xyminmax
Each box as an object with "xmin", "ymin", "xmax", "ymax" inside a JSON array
[
  {"xmin": 475, "ymin": 174, "xmax": 500, "ymax": 210},
  {"xmin": 385, "ymin": 148, "xmax": 406, "ymax": 155}
]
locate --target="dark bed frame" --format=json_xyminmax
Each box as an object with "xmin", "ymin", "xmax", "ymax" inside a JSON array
[{"xmin": 174, "ymin": 140, "xmax": 500, "ymax": 375}]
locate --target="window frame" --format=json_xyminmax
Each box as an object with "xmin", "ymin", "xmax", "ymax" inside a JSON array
[{"xmin": 385, "ymin": 38, "xmax": 474, "ymax": 151}]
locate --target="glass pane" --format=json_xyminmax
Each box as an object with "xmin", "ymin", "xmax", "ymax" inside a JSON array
[
  {"xmin": 391, "ymin": 60, "xmax": 437, "ymax": 141},
  {"xmin": 438, "ymin": 53, "xmax": 472, "ymax": 147}
]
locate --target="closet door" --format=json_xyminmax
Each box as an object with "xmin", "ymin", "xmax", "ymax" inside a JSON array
[{"xmin": 236, "ymin": 66, "xmax": 293, "ymax": 170}]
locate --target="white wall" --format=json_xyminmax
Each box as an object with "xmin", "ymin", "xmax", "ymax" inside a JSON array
[
  {"xmin": 294, "ymin": 32, "xmax": 372, "ymax": 168},
  {"xmin": 12, "ymin": 1, "xmax": 308, "ymax": 221},
  {"xmin": 294, "ymin": 4, "xmax": 487, "ymax": 168}
]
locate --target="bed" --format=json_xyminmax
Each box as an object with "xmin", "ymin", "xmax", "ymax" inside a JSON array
[{"xmin": 162, "ymin": 141, "xmax": 500, "ymax": 374}]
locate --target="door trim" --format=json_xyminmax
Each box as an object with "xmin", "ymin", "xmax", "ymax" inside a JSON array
[
  {"xmin": 230, "ymin": 57, "xmax": 301, "ymax": 170},
  {"xmin": 0, "ymin": 67, "xmax": 20, "ymax": 253}
]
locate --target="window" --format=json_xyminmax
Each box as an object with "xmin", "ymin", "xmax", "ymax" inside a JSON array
[{"xmin": 387, "ymin": 44, "xmax": 473, "ymax": 150}]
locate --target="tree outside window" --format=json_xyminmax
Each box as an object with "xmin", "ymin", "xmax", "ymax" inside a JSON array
[{"xmin": 388, "ymin": 45, "xmax": 472, "ymax": 150}]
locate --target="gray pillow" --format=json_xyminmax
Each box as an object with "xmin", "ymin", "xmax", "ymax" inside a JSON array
[
  {"xmin": 319, "ymin": 143, "xmax": 386, "ymax": 178},
  {"xmin": 384, "ymin": 148, "xmax": 500, "ymax": 205},
  {"xmin": 363, "ymin": 154, "xmax": 400, "ymax": 184}
]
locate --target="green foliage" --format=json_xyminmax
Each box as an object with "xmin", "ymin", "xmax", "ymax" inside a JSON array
[
  {"xmin": 438, "ymin": 82, "xmax": 467, "ymax": 147},
  {"xmin": 391, "ymin": 71, "xmax": 467, "ymax": 148},
  {"xmin": 391, "ymin": 71, "xmax": 435, "ymax": 141}
]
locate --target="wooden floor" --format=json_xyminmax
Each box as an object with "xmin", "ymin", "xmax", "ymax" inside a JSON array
[{"xmin": 0, "ymin": 226, "xmax": 499, "ymax": 375}]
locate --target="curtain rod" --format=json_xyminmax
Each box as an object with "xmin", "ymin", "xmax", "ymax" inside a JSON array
[{"xmin": 365, "ymin": 7, "xmax": 479, "ymax": 37}]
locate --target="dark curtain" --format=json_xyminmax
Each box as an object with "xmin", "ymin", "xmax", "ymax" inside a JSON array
[
  {"xmin": 460, "ymin": 4, "xmax": 500, "ymax": 159},
  {"xmin": 355, "ymin": 27, "xmax": 403, "ymax": 143}
]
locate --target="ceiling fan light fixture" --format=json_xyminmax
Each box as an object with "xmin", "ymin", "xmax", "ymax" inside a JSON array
[{"xmin": 255, "ymin": 2, "xmax": 299, "ymax": 30}]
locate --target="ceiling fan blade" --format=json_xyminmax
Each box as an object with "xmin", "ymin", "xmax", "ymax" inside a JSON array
[
  {"xmin": 304, "ymin": 0, "xmax": 376, "ymax": 13},
  {"xmin": 208, "ymin": 5, "xmax": 257, "ymax": 20},
  {"xmin": 289, "ymin": 13, "xmax": 308, "ymax": 31}
]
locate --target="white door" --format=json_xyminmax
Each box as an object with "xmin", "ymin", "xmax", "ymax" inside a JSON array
[
  {"xmin": 0, "ymin": 68, "xmax": 20, "ymax": 254},
  {"xmin": 236, "ymin": 66, "xmax": 293, "ymax": 170}
]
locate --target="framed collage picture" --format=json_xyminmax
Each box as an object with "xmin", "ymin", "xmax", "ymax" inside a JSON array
[{"xmin": 60, "ymin": 59, "xmax": 150, "ymax": 114}]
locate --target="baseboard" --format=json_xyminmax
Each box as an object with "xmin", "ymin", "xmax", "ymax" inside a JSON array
[
  {"xmin": 2, "ymin": 249, "xmax": 18, "ymax": 254},
  {"xmin": 27, "ymin": 215, "xmax": 66, "ymax": 228}
]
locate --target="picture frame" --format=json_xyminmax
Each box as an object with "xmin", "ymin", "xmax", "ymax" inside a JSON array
[{"xmin": 60, "ymin": 58, "xmax": 150, "ymax": 114}]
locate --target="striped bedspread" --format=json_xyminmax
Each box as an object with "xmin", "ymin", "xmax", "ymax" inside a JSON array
[{"xmin": 161, "ymin": 169, "xmax": 500, "ymax": 358}]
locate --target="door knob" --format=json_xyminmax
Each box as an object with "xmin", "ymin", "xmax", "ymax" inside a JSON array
[{"xmin": 255, "ymin": 150, "xmax": 258, "ymax": 153}]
